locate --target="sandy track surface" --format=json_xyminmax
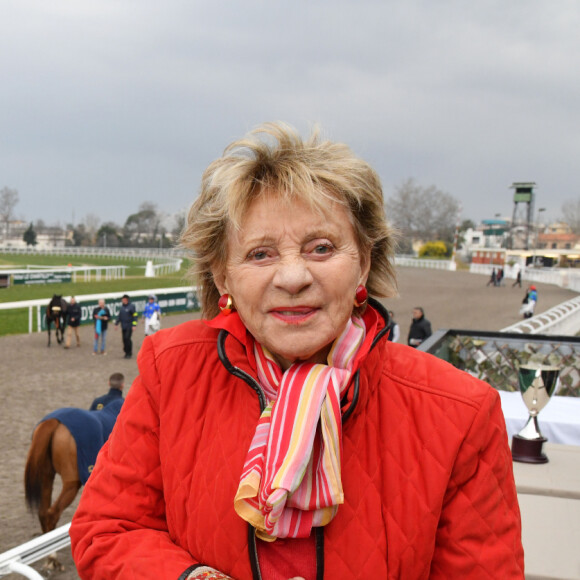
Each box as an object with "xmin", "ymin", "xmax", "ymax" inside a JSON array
[{"xmin": 0, "ymin": 267, "xmax": 576, "ymax": 579}]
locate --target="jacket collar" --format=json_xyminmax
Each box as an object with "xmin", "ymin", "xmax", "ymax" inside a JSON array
[
  {"xmin": 205, "ymin": 299, "xmax": 388, "ymax": 374},
  {"xmin": 207, "ymin": 300, "xmax": 390, "ymax": 422}
]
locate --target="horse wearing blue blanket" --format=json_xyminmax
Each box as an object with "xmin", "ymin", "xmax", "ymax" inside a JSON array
[{"xmin": 24, "ymin": 399, "xmax": 123, "ymax": 537}]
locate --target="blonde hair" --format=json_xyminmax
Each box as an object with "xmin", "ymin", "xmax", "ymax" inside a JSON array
[{"xmin": 180, "ymin": 122, "xmax": 397, "ymax": 318}]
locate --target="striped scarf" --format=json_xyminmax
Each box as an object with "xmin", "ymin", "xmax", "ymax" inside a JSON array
[{"xmin": 234, "ymin": 315, "xmax": 366, "ymax": 541}]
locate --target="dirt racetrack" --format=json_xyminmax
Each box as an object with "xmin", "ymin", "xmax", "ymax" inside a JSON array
[{"xmin": 1, "ymin": 267, "xmax": 577, "ymax": 579}]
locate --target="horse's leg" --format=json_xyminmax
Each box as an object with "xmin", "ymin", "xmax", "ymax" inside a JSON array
[
  {"xmin": 42, "ymin": 424, "xmax": 81, "ymax": 571},
  {"xmin": 38, "ymin": 467, "xmax": 56, "ymax": 534},
  {"xmin": 58, "ymin": 317, "xmax": 65, "ymax": 344},
  {"xmin": 25, "ymin": 419, "xmax": 58, "ymax": 532},
  {"xmin": 47, "ymin": 318, "xmax": 51, "ymax": 347},
  {"xmin": 46, "ymin": 424, "xmax": 81, "ymax": 531}
]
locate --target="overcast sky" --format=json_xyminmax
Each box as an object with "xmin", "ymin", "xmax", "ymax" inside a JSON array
[{"xmin": 1, "ymin": 0, "xmax": 579, "ymax": 229}]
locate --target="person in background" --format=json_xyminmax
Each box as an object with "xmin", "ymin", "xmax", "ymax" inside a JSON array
[
  {"xmin": 92, "ymin": 299, "xmax": 111, "ymax": 356},
  {"xmin": 387, "ymin": 310, "xmax": 400, "ymax": 343},
  {"xmin": 115, "ymin": 294, "xmax": 138, "ymax": 359},
  {"xmin": 90, "ymin": 372, "xmax": 125, "ymax": 411},
  {"xmin": 521, "ymin": 285, "xmax": 538, "ymax": 319},
  {"xmin": 65, "ymin": 296, "xmax": 82, "ymax": 348},
  {"xmin": 407, "ymin": 306, "xmax": 432, "ymax": 348},
  {"xmin": 71, "ymin": 122, "xmax": 523, "ymax": 580},
  {"xmin": 486, "ymin": 267, "xmax": 496, "ymax": 286},
  {"xmin": 143, "ymin": 294, "xmax": 162, "ymax": 336},
  {"xmin": 512, "ymin": 264, "xmax": 522, "ymax": 288}
]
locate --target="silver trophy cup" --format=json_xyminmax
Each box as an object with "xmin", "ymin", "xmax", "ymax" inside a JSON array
[{"xmin": 511, "ymin": 364, "xmax": 560, "ymax": 464}]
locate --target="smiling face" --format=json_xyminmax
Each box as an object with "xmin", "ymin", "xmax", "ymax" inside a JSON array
[{"xmin": 215, "ymin": 193, "xmax": 370, "ymax": 370}]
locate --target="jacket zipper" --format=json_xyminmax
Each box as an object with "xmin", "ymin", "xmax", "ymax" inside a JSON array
[{"xmin": 217, "ymin": 330, "xmax": 266, "ymax": 580}]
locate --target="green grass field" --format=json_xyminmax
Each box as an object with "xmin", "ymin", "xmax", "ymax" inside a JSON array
[{"xmin": 0, "ymin": 253, "xmax": 194, "ymax": 336}]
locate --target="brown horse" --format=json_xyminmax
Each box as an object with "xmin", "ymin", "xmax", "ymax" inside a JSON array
[
  {"xmin": 24, "ymin": 401, "xmax": 123, "ymax": 567},
  {"xmin": 46, "ymin": 294, "xmax": 68, "ymax": 347},
  {"xmin": 24, "ymin": 419, "xmax": 81, "ymax": 535}
]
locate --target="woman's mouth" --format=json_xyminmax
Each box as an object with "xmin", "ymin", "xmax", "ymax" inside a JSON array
[{"xmin": 270, "ymin": 307, "xmax": 318, "ymax": 324}]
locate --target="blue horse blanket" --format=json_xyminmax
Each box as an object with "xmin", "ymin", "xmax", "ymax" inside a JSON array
[{"xmin": 41, "ymin": 399, "xmax": 123, "ymax": 484}]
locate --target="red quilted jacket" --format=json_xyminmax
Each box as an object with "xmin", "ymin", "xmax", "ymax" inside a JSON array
[{"xmin": 70, "ymin": 304, "xmax": 524, "ymax": 579}]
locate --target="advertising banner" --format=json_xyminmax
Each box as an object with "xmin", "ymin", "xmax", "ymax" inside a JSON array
[
  {"xmin": 40, "ymin": 289, "xmax": 199, "ymax": 330},
  {"xmin": 14, "ymin": 271, "xmax": 72, "ymax": 285}
]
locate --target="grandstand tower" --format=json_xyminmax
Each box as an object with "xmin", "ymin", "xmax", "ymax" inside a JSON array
[{"xmin": 509, "ymin": 182, "xmax": 536, "ymax": 250}]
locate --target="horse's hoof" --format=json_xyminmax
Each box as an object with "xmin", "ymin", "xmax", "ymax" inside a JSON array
[{"xmin": 43, "ymin": 554, "xmax": 65, "ymax": 572}]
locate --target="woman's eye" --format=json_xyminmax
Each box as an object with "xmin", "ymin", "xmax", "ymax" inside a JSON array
[
  {"xmin": 247, "ymin": 249, "xmax": 269, "ymax": 261},
  {"xmin": 309, "ymin": 242, "xmax": 334, "ymax": 256}
]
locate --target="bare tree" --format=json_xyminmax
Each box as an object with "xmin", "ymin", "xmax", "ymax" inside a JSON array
[
  {"xmin": 561, "ymin": 199, "xmax": 580, "ymax": 234},
  {"xmin": 83, "ymin": 213, "xmax": 101, "ymax": 246},
  {"xmin": 0, "ymin": 186, "xmax": 20, "ymax": 239},
  {"xmin": 172, "ymin": 210, "xmax": 187, "ymax": 241},
  {"xmin": 387, "ymin": 179, "xmax": 460, "ymax": 253},
  {"xmin": 124, "ymin": 202, "xmax": 161, "ymax": 246}
]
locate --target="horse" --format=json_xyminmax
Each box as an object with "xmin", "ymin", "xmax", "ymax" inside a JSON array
[
  {"xmin": 24, "ymin": 400, "xmax": 123, "ymax": 568},
  {"xmin": 46, "ymin": 294, "xmax": 68, "ymax": 347}
]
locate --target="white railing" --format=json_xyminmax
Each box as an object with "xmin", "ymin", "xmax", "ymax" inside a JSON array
[
  {"xmin": 500, "ymin": 296, "xmax": 580, "ymax": 335},
  {"xmin": 0, "ymin": 247, "xmax": 184, "ymax": 280},
  {"xmin": 0, "ymin": 286, "xmax": 196, "ymax": 334},
  {"xmin": 395, "ymin": 257, "xmax": 454, "ymax": 270},
  {"xmin": 0, "ymin": 245, "xmax": 186, "ymax": 259},
  {"xmin": 470, "ymin": 263, "xmax": 580, "ymax": 293},
  {"xmin": 0, "ymin": 523, "xmax": 71, "ymax": 579},
  {"xmin": 150, "ymin": 259, "xmax": 183, "ymax": 276}
]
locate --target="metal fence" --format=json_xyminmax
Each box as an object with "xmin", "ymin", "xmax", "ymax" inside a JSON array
[
  {"xmin": 395, "ymin": 256, "xmax": 454, "ymax": 270},
  {"xmin": 0, "ymin": 524, "xmax": 70, "ymax": 579},
  {"xmin": 149, "ymin": 258, "xmax": 183, "ymax": 276},
  {"xmin": 470, "ymin": 263, "xmax": 580, "ymax": 293},
  {"xmin": 419, "ymin": 329, "xmax": 580, "ymax": 397},
  {"xmin": 0, "ymin": 245, "xmax": 186, "ymax": 259},
  {"xmin": 501, "ymin": 296, "xmax": 580, "ymax": 336}
]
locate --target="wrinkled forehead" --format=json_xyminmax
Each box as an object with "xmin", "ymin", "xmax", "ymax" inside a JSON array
[{"xmin": 228, "ymin": 186, "xmax": 350, "ymax": 233}]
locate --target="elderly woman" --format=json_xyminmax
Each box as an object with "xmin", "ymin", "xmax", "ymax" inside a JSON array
[{"xmin": 70, "ymin": 123, "xmax": 524, "ymax": 579}]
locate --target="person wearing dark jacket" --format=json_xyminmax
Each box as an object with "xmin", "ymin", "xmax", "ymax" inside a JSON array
[
  {"xmin": 408, "ymin": 306, "xmax": 432, "ymax": 347},
  {"xmin": 90, "ymin": 372, "xmax": 125, "ymax": 410},
  {"xmin": 115, "ymin": 294, "xmax": 138, "ymax": 359},
  {"xmin": 65, "ymin": 296, "xmax": 82, "ymax": 348}
]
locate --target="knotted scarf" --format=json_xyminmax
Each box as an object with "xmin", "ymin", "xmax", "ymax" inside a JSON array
[{"xmin": 234, "ymin": 315, "xmax": 366, "ymax": 541}]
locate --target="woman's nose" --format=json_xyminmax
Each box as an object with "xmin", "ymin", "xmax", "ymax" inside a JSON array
[{"xmin": 272, "ymin": 257, "xmax": 314, "ymax": 294}]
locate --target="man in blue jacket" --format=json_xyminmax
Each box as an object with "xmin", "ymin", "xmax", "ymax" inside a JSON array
[
  {"xmin": 143, "ymin": 294, "xmax": 162, "ymax": 336},
  {"xmin": 90, "ymin": 372, "xmax": 125, "ymax": 410},
  {"xmin": 114, "ymin": 294, "xmax": 138, "ymax": 359}
]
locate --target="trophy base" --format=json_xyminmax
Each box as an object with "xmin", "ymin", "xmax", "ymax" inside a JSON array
[{"xmin": 511, "ymin": 434, "xmax": 548, "ymax": 464}]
